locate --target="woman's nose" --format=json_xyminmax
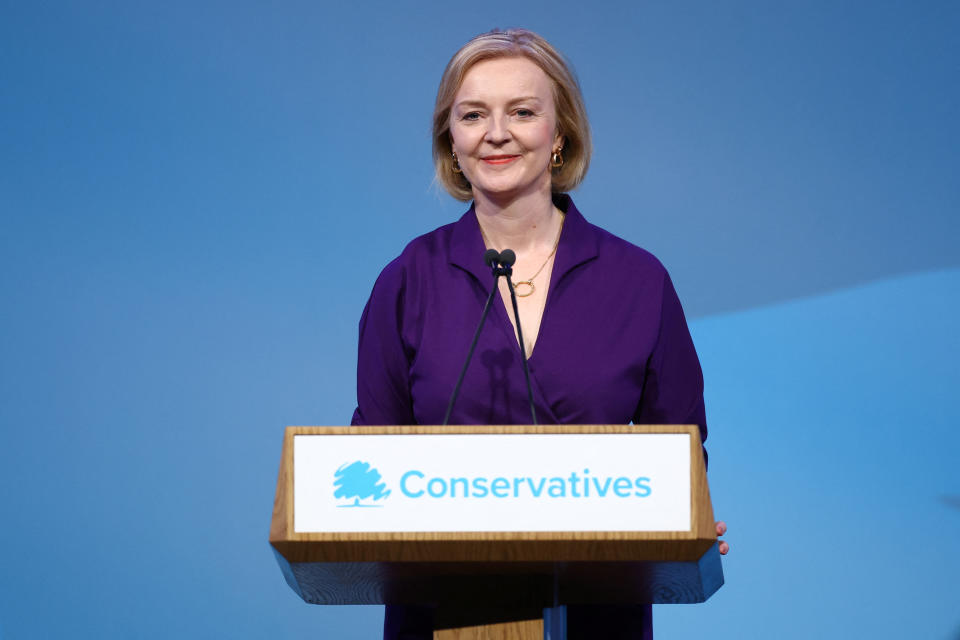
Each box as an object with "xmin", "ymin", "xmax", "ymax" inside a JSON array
[{"xmin": 484, "ymin": 116, "xmax": 511, "ymax": 144}]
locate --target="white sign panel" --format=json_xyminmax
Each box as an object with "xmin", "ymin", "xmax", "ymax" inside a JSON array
[{"xmin": 293, "ymin": 433, "xmax": 690, "ymax": 533}]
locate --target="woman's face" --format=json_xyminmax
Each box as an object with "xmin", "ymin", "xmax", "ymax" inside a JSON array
[{"xmin": 449, "ymin": 56, "xmax": 562, "ymax": 203}]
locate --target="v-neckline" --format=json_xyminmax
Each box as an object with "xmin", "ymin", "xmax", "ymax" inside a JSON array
[{"xmin": 495, "ymin": 255, "xmax": 555, "ymax": 361}]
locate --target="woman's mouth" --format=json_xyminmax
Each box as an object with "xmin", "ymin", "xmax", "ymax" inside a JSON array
[{"xmin": 481, "ymin": 155, "xmax": 520, "ymax": 165}]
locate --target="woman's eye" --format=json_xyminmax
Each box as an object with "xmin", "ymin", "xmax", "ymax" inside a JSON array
[
  {"xmin": 462, "ymin": 112, "xmax": 481, "ymax": 121},
  {"xmin": 515, "ymin": 109, "xmax": 534, "ymax": 117}
]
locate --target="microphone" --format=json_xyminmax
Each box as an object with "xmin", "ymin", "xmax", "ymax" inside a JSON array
[
  {"xmin": 443, "ymin": 250, "xmax": 506, "ymax": 425},
  {"xmin": 499, "ymin": 250, "xmax": 537, "ymax": 425}
]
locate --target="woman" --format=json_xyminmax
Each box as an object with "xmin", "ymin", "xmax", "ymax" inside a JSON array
[{"xmin": 352, "ymin": 28, "xmax": 727, "ymax": 639}]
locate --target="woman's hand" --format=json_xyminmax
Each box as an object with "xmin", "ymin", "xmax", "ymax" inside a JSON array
[{"xmin": 716, "ymin": 521, "xmax": 729, "ymax": 555}]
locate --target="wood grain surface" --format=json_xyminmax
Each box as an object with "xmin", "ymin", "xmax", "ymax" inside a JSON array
[{"xmin": 435, "ymin": 619, "xmax": 542, "ymax": 640}]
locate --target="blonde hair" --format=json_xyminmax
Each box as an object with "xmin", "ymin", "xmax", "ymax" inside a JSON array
[{"xmin": 432, "ymin": 29, "xmax": 592, "ymax": 202}]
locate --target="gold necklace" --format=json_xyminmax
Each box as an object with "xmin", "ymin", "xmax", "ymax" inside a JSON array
[{"xmin": 480, "ymin": 213, "xmax": 565, "ymax": 298}]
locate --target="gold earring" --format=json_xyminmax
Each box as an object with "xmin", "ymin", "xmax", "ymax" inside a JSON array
[
  {"xmin": 452, "ymin": 151, "xmax": 462, "ymax": 174},
  {"xmin": 551, "ymin": 147, "xmax": 564, "ymax": 169}
]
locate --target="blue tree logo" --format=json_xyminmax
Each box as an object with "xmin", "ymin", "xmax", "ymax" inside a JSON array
[{"xmin": 333, "ymin": 461, "xmax": 391, "ymax": 508}]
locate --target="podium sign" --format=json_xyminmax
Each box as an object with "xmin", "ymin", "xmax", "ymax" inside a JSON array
[
  {"xmin": 294, "ymin": 432, "xmax": 690, "ymax": 533},
  {"xmin": 270, "ymin": 424, "xmax": 722, "ymax": 634}
]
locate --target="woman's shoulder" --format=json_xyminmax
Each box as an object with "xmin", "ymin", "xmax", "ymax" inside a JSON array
[
  {"xmin": 367, "ymin": 216, "xmax": 464, "ymax": 294},
  {"xmin": 397, "ymin": 218, "xmax": 461, "ymax": 264},
  {"xmin": 592, "ymin": 223, "xmax": 667, "ymax": 274},
  {"xmin": 587, "ymin": 224, "xmax": 672, "ymax": 308},
  {"xmin": 554, "ymin": 193, "xmax": 666, "ymax": 272},
  {"xmin": 572, "ymin": 207, "xmax": 687, "ymax": 326},
  {"xmin": 563, "ymin": 195, "xmax": 668, "ymax": 280}
]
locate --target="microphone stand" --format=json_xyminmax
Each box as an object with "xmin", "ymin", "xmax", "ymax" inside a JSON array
[{"xmin": 443, "ymin": 250, "xmax": 504, "ymax": 426}]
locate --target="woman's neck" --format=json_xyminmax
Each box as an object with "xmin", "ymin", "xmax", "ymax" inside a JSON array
[{"xmin": 473, "ymin": 186, "xmax": 562, "ymax": 254}]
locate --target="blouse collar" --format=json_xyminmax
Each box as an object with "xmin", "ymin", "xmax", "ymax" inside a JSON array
[{"xmin": 447, "ymin": 194, "xmax": 600, "ymax": 290}]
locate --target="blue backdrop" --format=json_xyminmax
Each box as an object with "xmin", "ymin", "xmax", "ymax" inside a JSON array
[{"xmin": 2, "ymin": 1, "xmax": 958, "ymax": 638}]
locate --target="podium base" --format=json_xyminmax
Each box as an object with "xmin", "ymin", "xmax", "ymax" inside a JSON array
[
  {"xmin": 431, "ymin": 604, "xmax": 655, "ymax": 640},
  {"xmin": 435, "ymin": 618, "xmax": 542, "ymax": 640},
  {"xmin": 273, "ymin": 543, "xmax": 723, "ymax": 609}
]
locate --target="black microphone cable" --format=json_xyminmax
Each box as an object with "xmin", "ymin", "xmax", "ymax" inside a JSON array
[{"xmin": 499, "ymin": 249, "xmax": 538, "ymax": 425}]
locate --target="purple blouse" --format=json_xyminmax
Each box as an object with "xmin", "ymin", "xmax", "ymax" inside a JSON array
[
  {"xmin": 352, "ymin": 195, "xmax": 706, "ymax": 445},
  {"xmin": 352, "ymin": 195, "xmax": 705, "ymax": 640}
]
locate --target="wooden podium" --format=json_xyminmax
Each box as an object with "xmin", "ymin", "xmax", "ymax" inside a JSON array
[{"xmin": 270, "ymin": 425, "xmax": 722, "ymax": 639}]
